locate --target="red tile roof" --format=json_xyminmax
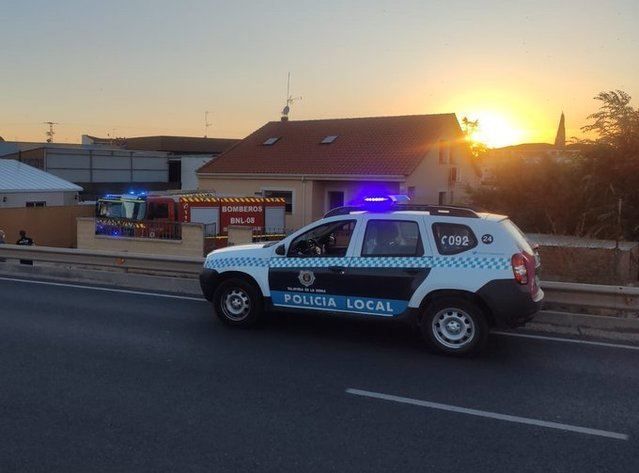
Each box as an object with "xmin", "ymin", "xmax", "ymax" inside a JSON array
[{"xmin": 198, "ymin": 114, "xmax": 463, "ymax": 176}]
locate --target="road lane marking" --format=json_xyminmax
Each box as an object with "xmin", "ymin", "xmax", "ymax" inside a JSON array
[
  {"xmin": 346, "ymin": 388, "xmax": 629, "ymax": 441},
  {"xmin": 492, "ymin": 331, "xmax": 639, "ymax": 351},
  {"xmin": 0, "ymin": 276, "xmax": 206, "ymax": 302}
]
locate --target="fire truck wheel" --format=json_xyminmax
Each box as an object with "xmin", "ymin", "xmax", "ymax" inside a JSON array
[{"xmin": 212, "ymin": 278, "xmax": 263, "ymax": 327}]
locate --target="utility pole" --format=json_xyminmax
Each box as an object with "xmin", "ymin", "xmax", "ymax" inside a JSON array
[
  {"xmin": 204, "ymin": 111, "xmax": 212, "ymax": 138},
  {"xmin": 43, "ymin": 121, "xmax": 58, "ymax": 143}
]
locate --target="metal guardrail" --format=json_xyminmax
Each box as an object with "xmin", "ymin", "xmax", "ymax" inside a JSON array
[
  {"xmin": 541, "ymin": 281, "xmax": 639, "ymax": 313},
  {"xmin": 0, "ymin": 244, "xmax": 203, "ymax": 275},
  {"xmin": 0, "ymin": 244, "xmax": 638, "ymax": 313}
]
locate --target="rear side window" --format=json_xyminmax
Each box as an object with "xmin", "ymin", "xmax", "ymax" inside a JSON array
[
  {"xmin": 502, "ymin": 219, "xmax": 533, "ymax": 253},
  {"xmin": 432, "ymin": 223, "xmax": 477, "ymax": 255},
  {"xmin": 362, "ymin": 220, "xmax": 423, "ymax": 256}
]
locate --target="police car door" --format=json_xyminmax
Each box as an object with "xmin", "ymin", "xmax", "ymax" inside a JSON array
[
  {"xmin": 268, "ymin": 219, "xmax": 359, "ymax": 314},
  {"xmin": 346, "ymin": 217, "xmax": 430, "ymax": 317}
]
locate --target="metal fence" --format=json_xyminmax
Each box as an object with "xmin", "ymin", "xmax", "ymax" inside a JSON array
[{"xmin": 95, "ymin": 218, "xmax": 186, "ymax": 241}]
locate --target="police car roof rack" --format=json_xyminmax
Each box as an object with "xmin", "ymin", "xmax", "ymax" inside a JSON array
[
  {"xmin": 324, "ymin": 204, "xmax": 479, "ymax": 218},
  {"xmin": 395, "ymin": 204, "xmax": 479, "ymax": 218}
]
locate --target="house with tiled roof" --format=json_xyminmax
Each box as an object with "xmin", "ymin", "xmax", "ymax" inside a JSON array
[{"xmin": 197, "ymin": 114, "xmax": 479, "ymax": 229}]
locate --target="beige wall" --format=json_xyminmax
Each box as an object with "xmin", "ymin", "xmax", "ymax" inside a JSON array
[
  {"xmin": 406, "ymin": 142, "xmax": 479, "ymax": 205},
  {"xmin": 0, "ymin": 205, "xmax": 94, "ymax": 248},
  {"xmin": 198, "ymin": 176, "xmax": 312, "ymax": 230},
  {"xmin": 77, "ymin": 217, "xmax": 204, "ymax": 257}
]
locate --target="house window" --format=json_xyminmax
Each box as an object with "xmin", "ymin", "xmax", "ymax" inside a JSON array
[
  {"xmin": 26, "ymin": 201, "xmax": 46, "ymax": 207},
  {"xmin": 438, "ymin": 191, "xmax": 447, "ymax": 205},
  {"xmin": 262, "ymin": 137, "xmax": 280, "ymax": 146},
  {"xmin": 320, "ymin": 135, "xmax": 338, "ymax": 144},
  {"xmin": 263, "ymin": 190, "xmax": 293, "ymax": 214},
  {"xmin": 439, "ymin": 140, "xmax": 449, "ymax": 164},
  {"xmin": 449, "ymin": 166, "xmax": 461, "ymax": 183}
]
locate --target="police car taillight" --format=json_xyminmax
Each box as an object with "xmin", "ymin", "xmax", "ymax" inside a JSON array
[{"xmin": 511, "ymin": 253, "xmax": 528, "ymax": 285}]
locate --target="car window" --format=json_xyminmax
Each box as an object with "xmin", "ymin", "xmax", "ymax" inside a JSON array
[
  {"xmin": 362, "ymin": 220, "xmax": 423, "ymax": 257},
  {"xmin": 432, "ymin": 223, "xmax": 478, "ymax": 255},
  {"xmin": 288, "ymin": 220, "xmax": 356, "ymax": 257},
  {"xmin": 502, "ymin": 219, "xmax": 533, "ymax": 253}
]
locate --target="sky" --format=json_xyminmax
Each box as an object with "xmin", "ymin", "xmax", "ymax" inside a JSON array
[{"xmin": 1, "ymin": 0, "xmax": 638, "ymax": 147}]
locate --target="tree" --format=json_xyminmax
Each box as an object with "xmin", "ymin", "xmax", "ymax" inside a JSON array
[
  {"xmin": 578, "ymin": 90, "xmax": 639, "ymax": 239},
  {"xmin": 461, "ymin": 116, "xmax": 488, "ymax": 159},
  {"xmin": 467, "ymin": 90, "xmax": 639, "ymax": 239}
]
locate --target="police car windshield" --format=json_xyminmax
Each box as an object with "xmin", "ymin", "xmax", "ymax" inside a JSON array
[{"xmin": 502, "ymin": 219, "xmax": 533, "ymax": 253}]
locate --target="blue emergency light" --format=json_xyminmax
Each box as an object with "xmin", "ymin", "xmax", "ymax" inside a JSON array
[{"xmin": 362, "ymin": 194, "xmax": 410, "ymax": 208}]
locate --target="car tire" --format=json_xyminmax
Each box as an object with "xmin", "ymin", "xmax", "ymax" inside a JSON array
[
  {"xmin": 420, "ymin": 297, "xmax": 488, "ymax": 356},
  {"xmin": 212, "ymin": 278, "xmax": 263, "ymax": 327}
]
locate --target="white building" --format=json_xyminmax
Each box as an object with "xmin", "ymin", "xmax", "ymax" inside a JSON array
[{"xmin": 0, "ymin": 160, "xmax": 82, "ymax": 208}]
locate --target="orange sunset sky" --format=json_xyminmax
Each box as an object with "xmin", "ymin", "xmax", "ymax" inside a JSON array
[{"xmin": 1, "ymin": 0, "xmax": 637, "ymax": 148}]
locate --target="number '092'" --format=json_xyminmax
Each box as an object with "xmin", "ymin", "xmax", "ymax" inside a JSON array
[{"xmin": 441, "ymin": 235, "xmax": 469, "ymax": 247}]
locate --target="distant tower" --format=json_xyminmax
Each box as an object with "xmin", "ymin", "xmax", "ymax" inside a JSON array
[{"xmin": 554, "ymin": 112, "xmax": 566, "ymax": 148}]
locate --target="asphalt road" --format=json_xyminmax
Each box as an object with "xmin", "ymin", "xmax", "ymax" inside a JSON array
[{"xmin": 1, "ymin": 278, "xmax": 638, "ymax": 473}]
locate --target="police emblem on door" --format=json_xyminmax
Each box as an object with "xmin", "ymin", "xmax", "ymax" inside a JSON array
[{"xmin": 298, "ymin": 270, "xmax": 316, "ymax": 287}]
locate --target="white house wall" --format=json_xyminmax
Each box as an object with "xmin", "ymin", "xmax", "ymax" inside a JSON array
[
  {"xmin": 0, "ymin": 191, "xmax": 77, "ymax": 208},
  {"xmin": 181, "ymin": 156, "xmax": 215, "ymax": 190}
]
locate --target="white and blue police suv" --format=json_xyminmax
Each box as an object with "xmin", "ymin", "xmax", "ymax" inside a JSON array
[{"xmin": 199, "ymin": 196, "xmax": 543, "ymax": 356}]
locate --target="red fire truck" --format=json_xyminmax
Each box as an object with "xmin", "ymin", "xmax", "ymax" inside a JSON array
[{"xmin": 95, "ymin": 192, "xmax": 287, "ymax": 248}]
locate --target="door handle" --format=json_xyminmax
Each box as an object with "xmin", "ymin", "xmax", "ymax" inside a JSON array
[
  {"xmin": 328, "ymin": 266, "xmax": 346, "ymax": 274},
  {"xmin": 404, "ymin": 268, "xmax": 422, "ymax": 275}
]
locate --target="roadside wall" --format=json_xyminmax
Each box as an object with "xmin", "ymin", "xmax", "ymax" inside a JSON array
[
  {"xmin": 537, "ymin": 245, "xmax": 639, "ymax": 285},
  {"xmin": 0, "ymin": 205, "xmax": 94, "ymax": 247},
  {"xmin": 77, "ymin": 217, "xmax": 204, "ymax": 257}
]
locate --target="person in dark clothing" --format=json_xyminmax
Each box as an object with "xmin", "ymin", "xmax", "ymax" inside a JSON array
[{"xmin": 16, "ymin": 230, "xmax": 34, "ymax": 265}]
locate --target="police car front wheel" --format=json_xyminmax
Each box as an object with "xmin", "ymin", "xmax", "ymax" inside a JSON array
[
  {"xmin": 420, "ymin": 298, "xmax": 488, "ymax": 356},
  {"xmin": 213, "ymin": 278, "xmax": 263, "ymax": 327}
]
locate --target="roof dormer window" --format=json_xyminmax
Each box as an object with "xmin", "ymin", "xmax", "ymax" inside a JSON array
[
  {"xmin": 320, "ymin": 135, "xmax": 338, "ymax": 144},
  {"xmin": 262, "ymin": 137, "xmax": 280, "ymax": 146}
]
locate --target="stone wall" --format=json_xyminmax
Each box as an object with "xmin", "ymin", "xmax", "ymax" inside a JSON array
[{"xmin": 537, "ymin": 245, "xmax": 639, "ymax": 285}]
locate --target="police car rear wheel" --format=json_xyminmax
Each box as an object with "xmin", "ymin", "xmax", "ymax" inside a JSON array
[
  {"xmin": 213, "ymin": 279, "xmax": 262, "ymax": 327},
  {"xmin": 421, "ymin": 298, "xmax": 487, "ymax": 356}
]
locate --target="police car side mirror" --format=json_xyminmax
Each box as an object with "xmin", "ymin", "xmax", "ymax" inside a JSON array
[{"xmin": 275, "ymin": 244, "xmax": 286, "ymax": 256}]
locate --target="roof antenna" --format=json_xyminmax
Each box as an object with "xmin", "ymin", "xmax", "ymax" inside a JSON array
[
  {"xmin": 204, "ymin": 111, "xmax": 212, "ymax": 138},
  {"xmin": 43, "ymin": 121, "xmax": 58, "ymax": 143},
  {"xmin": 281, "ymin": 72, "xmax": 302, "ymax": 122}
]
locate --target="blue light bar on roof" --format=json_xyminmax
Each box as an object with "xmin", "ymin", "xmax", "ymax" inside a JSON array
[
  {"xmin": 363, "ymin": 196, "xmax": 389, "ymax": 203},
  {"xmin": 362, "ymin": 194, "xmax": 410, "ymax": 204}
]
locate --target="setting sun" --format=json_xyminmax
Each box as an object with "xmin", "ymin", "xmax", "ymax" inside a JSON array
[{"xmin": 465, "ymin": 111, "xmax": 525, "ymax": 149}]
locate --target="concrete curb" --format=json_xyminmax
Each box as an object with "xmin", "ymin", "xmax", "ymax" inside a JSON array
[{"xmin": 511, "ymin": 310, "xmax": 639, "ymax": 344}]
